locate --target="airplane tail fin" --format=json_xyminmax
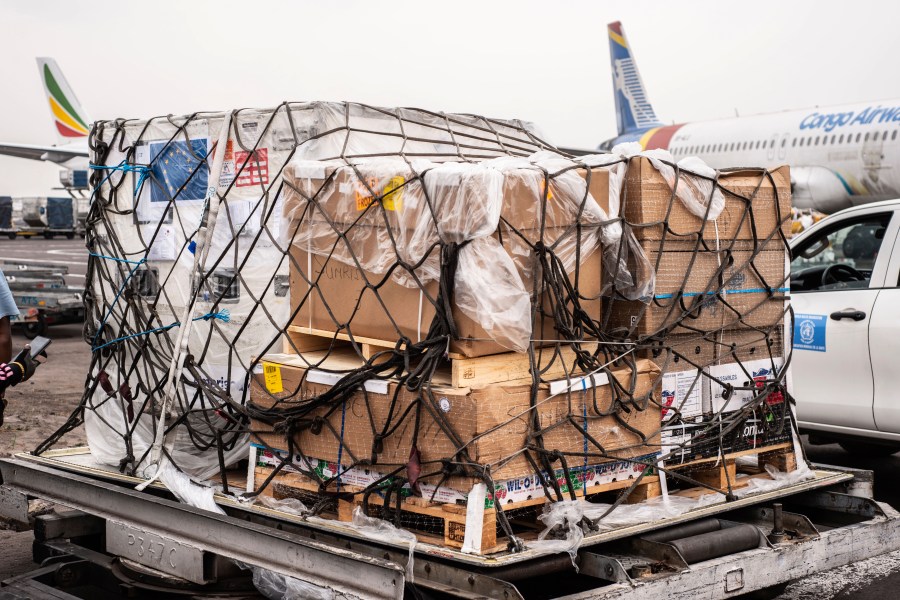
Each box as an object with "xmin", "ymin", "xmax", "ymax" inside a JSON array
[
  {"xmin": 36, "ymin": 57, "xmax": 91, "ymax": 144},
  {"xmin": 608, "ymin": 22, "xmax": 663, "ymax": 136}
]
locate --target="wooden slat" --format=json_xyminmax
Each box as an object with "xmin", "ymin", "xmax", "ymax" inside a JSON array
[
  {"xmin": 284, "ymin": 325, "xmax": 602, "ymax": 388},
  {"xmin": 449, "ymin": 346, "xmax": 582, "ymax": 388},
  {"xmin": 252, "ymin": 465, "xmax": 662, "ymax": 555},
  {"xmin": 669, "ymin": 442, "xmax": 792, "ymax": 470}
]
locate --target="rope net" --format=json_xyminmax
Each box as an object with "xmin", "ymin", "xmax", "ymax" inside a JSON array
[{"xmin": 40, "ymin": 101, "xmax": 795, "ymax": 554}]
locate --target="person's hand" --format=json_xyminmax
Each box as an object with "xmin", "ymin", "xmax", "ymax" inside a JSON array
[{"xmin": 20, "ymin": 344, "xmax": 47, "ymax": 381}]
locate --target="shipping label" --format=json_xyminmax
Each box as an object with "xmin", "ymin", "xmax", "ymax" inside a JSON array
[
  {"xmin": 262, "ymin": 362, "xmax": 283, "ymax": 394},
  {"xmin": 709, "ymin": 357, "xmax": 785, "ymax": 413},
  {"xmin": 235, "ymin": 148, "xmax": 269, "ymax": 187},
  {"xmin": 355, "ymin": 176, "xmax": 404, "ymax": 211},
  {"xmin": 661, "ymin": 368, "xmax": 703, "ymax": 423}
]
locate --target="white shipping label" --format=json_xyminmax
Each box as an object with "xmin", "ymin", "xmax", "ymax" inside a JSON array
[
  {"xmin": 709, "ymin": 357, "xmax": 785, "ymax": 413},
  {"xmin": 147, "ymin": 226, "xmax": 177, "ymax": 261},
  {"xmin": 660, "ymin": 368, "xmax": 703, "ymax": 422}
]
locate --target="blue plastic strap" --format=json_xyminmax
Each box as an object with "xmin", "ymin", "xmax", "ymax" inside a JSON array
[
  {"xmin": 90, "ymin": 161, "xmax": 151, "ymax": 192},
  {"xmin": 336, "ymin": 399, "xmax": 347, "ymax": 492},
  {"xmin": 92, "ymin": 310, "xmax": 230, "ymax": 352},
  {"xmin": 654, "ymin": 286, "xmax": 790, "ymax": 300}
]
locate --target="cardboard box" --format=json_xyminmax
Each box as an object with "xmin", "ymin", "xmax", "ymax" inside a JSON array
[
  {"xmin": 709, "ymin": 356, "xmax": 786, "ymax": 414},
  {"xmin": 647, "ymin": 329, "xmax": 784, "ymax": 425},
  {"xmin": 660, "ymin": 400, "xmax": 793, "ymax": 466},
  {"xmin": 622, "ymin": 157, "xmax": 791, "ymax": 242},
  {"xmin": 283, "ymin": 163, "xmax": 610, "ymax": 357},
  {"xmin": 605, "ymin": 241, "xmax": 787, "ymax": 337},
  {"xmin": 248, "ymin": 355, "xmax": 661, "ymax": 490},
  {"xmin": 289, "ymin": 245, "xmax": 602, "ymax": 358}
]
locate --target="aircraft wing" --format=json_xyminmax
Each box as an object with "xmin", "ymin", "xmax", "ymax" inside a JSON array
[{"xmin": 0, "ymin": 142, "xmax": 88, "ymax": 164}]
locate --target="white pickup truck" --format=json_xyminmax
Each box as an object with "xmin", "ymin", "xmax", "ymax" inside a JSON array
[{"xmin": 791, "ymin": 198, "xmax": 900, "ymax": 455}]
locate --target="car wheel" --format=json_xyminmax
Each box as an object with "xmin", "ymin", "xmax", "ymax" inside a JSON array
[
  {"xmin": 838, "ymin": 440, "xmax": 900, "ymax": 457},
  {"xmin": 23, "ymin": 320, "xmax": 48, "ymax": 339}
]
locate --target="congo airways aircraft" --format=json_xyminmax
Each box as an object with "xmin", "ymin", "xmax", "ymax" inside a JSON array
[
  {"xmin": 599, "ymin": 22, "xmax": 900, "ymax": 213},
  {"xmin": 0, "ymin": 58, "xmax": 90, "ymax": 189}
]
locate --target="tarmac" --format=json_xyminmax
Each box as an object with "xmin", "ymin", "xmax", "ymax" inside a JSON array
[{"xmin": 0, "ymin": 238, "xmax": 899, "ymax": 597}]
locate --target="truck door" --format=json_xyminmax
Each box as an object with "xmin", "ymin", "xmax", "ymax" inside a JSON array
[
  {"xmin": 868, "ymin": 208, "xmax": 900, "ymax": 433},
  {"xmin": 790, "ymin": 209, "xmax": 897, "ymax": 431}
]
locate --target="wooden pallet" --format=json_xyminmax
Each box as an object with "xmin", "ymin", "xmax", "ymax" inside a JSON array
[
  {"xmin": 252, "ymin": 466, "xmax": 661, "ymax": 555},
  {"xmin": 668, "ymin": 442, "xmax": 794, "ymax": 495},
  {"xmin": 283, "ymin": 325, "xmax": 594, "ymax": 388}
]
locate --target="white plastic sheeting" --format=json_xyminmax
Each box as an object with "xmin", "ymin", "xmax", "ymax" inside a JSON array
[{"xmin": 530, "ymin": 462, "xmax": 815, "ymax": 567}]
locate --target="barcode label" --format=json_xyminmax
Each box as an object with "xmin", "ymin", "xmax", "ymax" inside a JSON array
[{"xmin": 262, "ymin": 362, "xmax": 283, "ymax": 394}]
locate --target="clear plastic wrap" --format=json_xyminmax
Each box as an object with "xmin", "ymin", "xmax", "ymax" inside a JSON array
[
  {"xmin": 455, "ymin": 237, "xmax": 531, "ymax": 351},
  {"xmin": 611, "ymin": 142, "xmax": 725, "ymax": 221},
  {"xmin": 530, "ymin": 461, "xmax": 810, "ymax": 562},
  {"xmin": 351, "ymin": 506, "xmax": 417, "ymax": 583},
  {"xmin": 251, "ymin": 568, "xmax": 334, "ymax": 600},
  {"xmin": 283, "ymin": 152, "xmax": 622, "ymax": 351}
]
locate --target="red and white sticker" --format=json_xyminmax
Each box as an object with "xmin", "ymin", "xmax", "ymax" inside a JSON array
[{"xmin": 234, "ymin": 148, "xmax": 269, "ymax": 187}]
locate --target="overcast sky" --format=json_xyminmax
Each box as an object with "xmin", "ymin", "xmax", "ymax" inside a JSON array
[{"xmin": 1, "ymin": 0, "xmax": 897, "ymax": 195}]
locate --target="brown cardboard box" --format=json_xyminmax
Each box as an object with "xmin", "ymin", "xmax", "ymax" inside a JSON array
[
  {"xmin": 284, "ymin": 163, "xmax": 610, "ymax": 357},
  {"xmin": 289, "ymin": 244, "xmax": 602, "ymax": 358},
  {"xmin": 642, "ymin": 328, "xmax": 785, "ymax": 424},
  {"xmin": 647, "ymin": 328, "xmax": 785, "ymax": 368},
  {"xmin": 605, "ymin": 241, "xmax": 787, "ymax": 337},
  {"xmin": 623, "ymin": 157, "xmax": 791, "ymax": 242},
  {"xmin": 248, "ymin": 355, "xmax": 661, "ymax": 489}
]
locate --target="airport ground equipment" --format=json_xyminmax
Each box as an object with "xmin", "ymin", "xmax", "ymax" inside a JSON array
[
  {"xmin": 0, "ymin": 197, "xmax": 15, "ymax": 240},
  {"xmin": 7, "ymin": 197, "xmax": 78, "ymax": 240},
  {"xmin": 1, "ymin": 261, "xmax": 84, "ymax": 338}
]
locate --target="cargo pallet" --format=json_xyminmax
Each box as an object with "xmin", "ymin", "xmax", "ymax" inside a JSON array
[
  {"xmin": 251, "ymin": 464, "xmax": 663, "ymax": 555},
  {"xmin": 247, "ymin": 441, "xmax": 796, "ymax": 557}
]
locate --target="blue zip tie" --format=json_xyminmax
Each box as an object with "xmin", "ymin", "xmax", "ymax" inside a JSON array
[
  {"xmin": 654, "ymin": 286, "xmax": 790, "ymax": 300},
  {"xmin": 92, "ymin": 309, "xmax": 230, "ymax": 352},
  {"xmin": 89, "ymin": 253, "xmax": 146, "ymax": 265},
  {"xmin": 90, "ymin": 256, "xmax": 148, "ymax": 345},
  {"xmin": 582, "ymin": 395, "xmax": 589, "ymax": 475},
  {"xmin": 90, "ymin": 161, "xmax": 151, "ymax": 192}
]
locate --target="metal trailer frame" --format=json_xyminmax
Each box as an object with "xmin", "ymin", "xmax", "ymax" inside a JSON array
[{"xmin": 1, "ymin": 450, "xmax": 899, "ymax": 600}]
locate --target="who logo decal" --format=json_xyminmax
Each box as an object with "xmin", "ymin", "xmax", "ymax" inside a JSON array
[{"xmin": 794, "ymin": 314, "xmax": 827, "ymax": 352}]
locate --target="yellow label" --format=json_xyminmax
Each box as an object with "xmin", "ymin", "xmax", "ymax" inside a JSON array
[
  {"xmin": 262, "ymin": 362, "xmax": 283, "ymax": 394},
  {"xmin": 355, "ymin": 175, "xmax": 404, "ymax": 211},
  {"xmin": 539, "ymin": 178, "xmax": 554, "ymax": 201},
  {"xmin": 382, "ymin": 176, "xmax": 405, "ymax": 211}
]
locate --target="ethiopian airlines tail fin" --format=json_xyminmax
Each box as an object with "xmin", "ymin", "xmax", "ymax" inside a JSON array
[
  {"xmin": 608, "ymin": 22, "xmax": 663, "ymax": 136},
  {"xmin": 37, "ymin": 57, "xmax": 91, "ymax": 144}
]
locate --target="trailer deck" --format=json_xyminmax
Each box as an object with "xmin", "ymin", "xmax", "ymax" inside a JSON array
[{"xmin": 3, "ymin": 448, "xmax": 898, "ymax": 600}]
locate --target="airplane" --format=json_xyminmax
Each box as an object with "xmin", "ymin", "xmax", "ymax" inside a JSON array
[
  {"xmin": 0, "ymin": 58, "xmax": 90, "ymax": 190},
  {"xmin": 599, "ymin": 21, "xmax": 900, "ymax": 214}
]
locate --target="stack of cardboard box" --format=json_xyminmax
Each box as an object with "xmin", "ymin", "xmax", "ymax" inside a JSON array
[
  {"xmin": 607, "ymin": 157, "xmax": 792, "ymax": 465},
  {"xmin": 249, "ymin": 158, "xmax": 664, "ymax": 506},
  {"xmin": 248, "ymin": 155, "xmax": 793, "ymax": 513}
]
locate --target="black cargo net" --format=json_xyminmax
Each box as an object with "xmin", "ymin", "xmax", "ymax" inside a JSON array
[{"xmin": 38, "ymin": 101, "xmax": 796, "ymax": 554}]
